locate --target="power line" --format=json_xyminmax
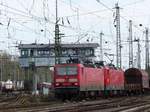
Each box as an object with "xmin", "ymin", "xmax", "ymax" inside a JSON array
[
  {"xmin": 0, "ymin": 1, "xmax": 109, "ymax": 43},
  {"xmin": 96, "ymin": 0, "xmax": 113, "ymax": 11},
  {"xmin": 60, "ymin": 0, "xmax": 105, "ymax": 19},
  {"xmin": 121, "ymin": 0, "xmax": 146, "ymax": 7},
  {"xmin": 0, "ymin": 3, "xmax": 29, "ymax": 16},
  {"xmin": 15, "ymin": 0, "xmax": 28, "ymax": 11},
  {"xmin": 59, "ymin": 9, "xmax": 109, "ymax": 18},
  {"xmin": 0, "ymin": 5, "xmax": 55, "ymax": 39},
  {"xmin": 96, "ymin": 0, "xmax": 144, "ymax": 32}
]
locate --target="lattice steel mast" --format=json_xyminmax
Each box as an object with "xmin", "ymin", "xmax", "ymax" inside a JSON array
[
  {"xmin": 129, "ymin": 20, "xmax": 133, "ymax": 68},
  {"xmin": 134, "ymin": 38, "xmax": 141, "ymax": 69},
  {"xmin": 55, "ymin": 0, "xmax": 61, "ymax": 64},
  {"xmin": 145, "ymin": 28, "xmax": 149, "ymax": 69},
  {"xmin": 115, "ymin": 3, "xmax": 122, "ymax": 68},
  {"xmin": 100, "ymin": 32, "xmax": 104, "ymax": 61}
]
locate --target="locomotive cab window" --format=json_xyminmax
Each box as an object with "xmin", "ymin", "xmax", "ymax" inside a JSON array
[{"xmin": 56, "ymin": 66, "xmax": 77, "ymax": 75}]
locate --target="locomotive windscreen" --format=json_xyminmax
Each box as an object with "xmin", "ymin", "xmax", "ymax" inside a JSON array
[{"xmin": 56, "ymin": 66, "xmax": 78, "ymax": 75}]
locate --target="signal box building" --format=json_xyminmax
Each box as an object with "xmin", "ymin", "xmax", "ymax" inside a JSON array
[{"xmin": 18, "ymin": 43, "xmax": 99, "ymax": 67}]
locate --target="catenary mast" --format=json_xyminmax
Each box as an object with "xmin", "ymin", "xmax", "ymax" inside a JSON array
[
  {"xmin": 115, "ymin": 3, "xmax": 122, "ymax": 68},
  {"xmin": 129, "ymin": 20, "xmax": 133, "ymax": 68},
  {"xmin": 55, "ymin": 0, "xmax": 61, "ymax": 64},
  {"xmin": 145, "ymin": 28, "xmax": 149, "ymax": 69}
]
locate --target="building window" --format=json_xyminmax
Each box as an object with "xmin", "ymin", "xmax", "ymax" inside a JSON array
[
  {"xmin": 68, "ymin": 49, "xmax": 77, "ymax": 56},
  {"xmin": 30, "ymin": 50, "xmax": 34, "ymax": 57},
  {"xmin": 50, "ymin": 49, "xmax": 55, "ymax": 56},
  {"xmin": 62, "ymin": 49, "xmax": 68, "ymax": 56},
  {"xmin": 37, "ymin": 50, "xmax": 50, "ymax": 56},
  {"xmin": 21, "ymin": 50, "xmax": 28, "ymax": 56},
  {"xmin": 78, "ymin": 49, "xmax": 85, "ymax": 55},
  {"xmin": 72, "ymin": 49, "xmax": 77, "ymax": 55},
  {"xmin": 90, "ymin": 49, "xmax": 94, "ymax": 56},
  {"xmin": 85, "ymin": 49, "xmax": 94, "ymax": 56}
]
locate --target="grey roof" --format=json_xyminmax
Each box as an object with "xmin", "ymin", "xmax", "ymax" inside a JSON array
[{"xmin": 18, "ymin": 43, "xmax": 99, "ymax": 49}]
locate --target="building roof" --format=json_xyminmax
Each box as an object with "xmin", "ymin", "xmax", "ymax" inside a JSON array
[{"xmin": 18, "ymin": 43, "xmax": 99, "ymax": 49}]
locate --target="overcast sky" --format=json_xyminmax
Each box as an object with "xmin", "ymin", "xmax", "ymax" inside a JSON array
[{"xmin": 0, "ymin": 0, "xmax": 149, "ymax": 69}]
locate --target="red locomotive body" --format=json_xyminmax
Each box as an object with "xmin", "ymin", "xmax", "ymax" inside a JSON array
[
  {"xmin": 124, "ymin": 68, "xmax": 149, "ymax": 94},
  {"xmin": 54, "ymin": 63, "xmax": 105, "ymax": 98},
  {"xmin": 54, "ymin": 63, "xmax": 80, "ymax": 98},
  {"xmin": 105, "ymin": 67, "xmax": 124, "ymax": 95},
  {"xmin": 79, "ymin": 65, "xmax": 104, "ymax": 95},
  {"xmin": 54, "ymin": 63, "xmax": 125, "ymax": 98}
]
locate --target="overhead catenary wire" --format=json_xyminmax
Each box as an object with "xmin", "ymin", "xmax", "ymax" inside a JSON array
[
  {"xmin": 0, "ymin": 1, "xmax": 146, "ymax": 44},
  {"xmin": 0, "ymin": 1, "xmax": 112, "ymax": 44},
  {"xmin": 121, "ymin": 0, "xmax": 146, "ymax": 7},
  {"xmin": 58, "ymin": 1, "xmax": 114, "ymax": 42},
  {"xmin": 0, "ymin": 3, "xmax": 87, "ymax": 34},
  {"xmin": 0, "ymin": 1, "xmax": 146, "ymax": 35},
  {"xmin": 59, "ymin": 9, "xmax": 109, "ymax": 18},
  {"xmin": 58, "ymin": 2, "xmax": 126, "ymax": 44},
  {"xmin": 0, "ymin": 0, "xmax": 145, "ymax": 46},
  {"xmin": 60, "ymin": 0, "xmax": 106, "ymax": 20},
  {"xmin": 0, "ymin": 4, "xmax": 56, "ymax": 41},
  {"xmin": 96, "ymin": 0, "xmax": 145, "ymax": 32}
]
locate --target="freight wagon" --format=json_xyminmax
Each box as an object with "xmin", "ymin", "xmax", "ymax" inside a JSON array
[{"xmin": 124, "ymin": 68, "xmax": 149, "ymax": 94}]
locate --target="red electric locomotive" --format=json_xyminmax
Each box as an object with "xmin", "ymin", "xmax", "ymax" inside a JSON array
[
  {"xmin": 104, "ymin": 67, "xmax": 124, "ymax": 96},
  {"xmin": 54, "ymin": 62, "xmax": 124, "ymax": 99},
  {"xmin": 54, "ymin": 63, "xmax": 81, "ymax": 99}
]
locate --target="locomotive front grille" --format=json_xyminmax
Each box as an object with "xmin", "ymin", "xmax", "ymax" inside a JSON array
[{"xmin": 56, "ymin": 79, "xmax": 65, "ymax": 82}]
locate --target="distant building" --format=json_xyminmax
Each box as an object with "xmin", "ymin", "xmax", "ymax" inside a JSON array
[{"xmin": 18, "ymin": 43, "xmax": 99, "ymax": 67}]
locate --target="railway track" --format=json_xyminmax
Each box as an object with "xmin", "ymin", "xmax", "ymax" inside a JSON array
[
  {"xmin": 0, "ymin": 96, "xmax": 126, "ymax": 112},
  {"xmin": 90, "ymin": 95, "xmax": 150, "ymax": 112},
  {"xmin": 3, "ymin": 96, "xmax": 141, "ymax": 112},
  {"xmin": 1, "ymin": 95, "xmax": 150, "ymax": 112}
]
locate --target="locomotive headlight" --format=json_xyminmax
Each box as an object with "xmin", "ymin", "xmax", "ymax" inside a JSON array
[
  {"xmin": 55, "ymin": 83, "xmax": 60, "ymax": 86},
  {"xmin": 74, "ymin": 82, "xmax": 78, "ymax": 86}
]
